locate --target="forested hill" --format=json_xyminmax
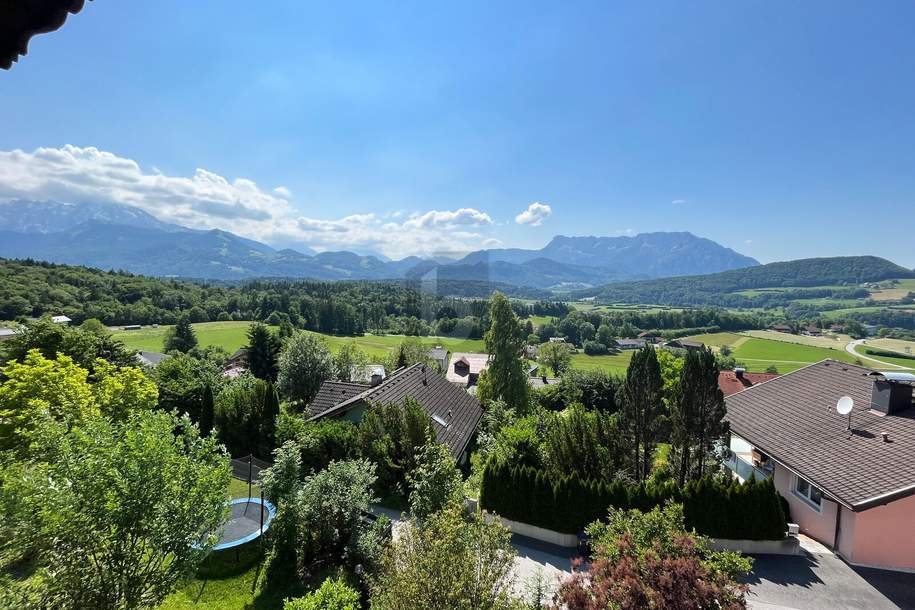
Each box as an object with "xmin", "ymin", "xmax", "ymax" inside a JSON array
[
  {"xmin": 574, "ymin": 256, "xmax": 915, "ymax": 307},
  {"xmin": 0, "ymin": 257, "xmax": 546, "ymax": 328}
]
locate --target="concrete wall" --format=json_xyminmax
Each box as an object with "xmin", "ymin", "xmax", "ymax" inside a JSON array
[
  {"xmin": 483, "ymin": 514, "xmax": 580, "ymax": 548},
  {"xmin": 773, "ymin": 462, "xmax": 839, "ymax": 548},
  {"xmin": 848, "ymin": 493, "xmax": 915, "ymax": 571}
]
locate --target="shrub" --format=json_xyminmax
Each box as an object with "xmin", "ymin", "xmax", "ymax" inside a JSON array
[
  {"xmin": 284, "ymin": 576, "xmax": 360, "ymax": 610},
  {"xmin": 582, "ymin": 340, "xmax": 609, "ymax": 355}
]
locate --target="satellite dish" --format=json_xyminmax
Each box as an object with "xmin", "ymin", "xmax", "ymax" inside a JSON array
[{"xmin": 837, "ymin": 396, "xmax": 854, "ymax": 416}]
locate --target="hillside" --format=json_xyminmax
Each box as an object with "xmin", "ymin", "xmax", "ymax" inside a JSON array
[{"xmin": 575, "ymin": 256, "xmax": 915, "ymax": 307}]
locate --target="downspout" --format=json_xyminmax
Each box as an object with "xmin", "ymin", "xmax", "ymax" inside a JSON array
[{"xmin": 833, "ymin": 504, "xmax": 843, "ymax": 555}]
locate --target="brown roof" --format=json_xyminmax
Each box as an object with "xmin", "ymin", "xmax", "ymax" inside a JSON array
[
  {"xmin": 718, "ymin": 370, "xmax": 780, "ymax": 397},
  {"xmin": 726, "ymin": 360, "xmax": 915, "ymax": 510},
  {"xmin": 306, "ymin": 381, "xmax": 369, "ymax": 418},
  {"xmin": 308, "ymin": 363, "xmax": 483, "ymax": 460}
]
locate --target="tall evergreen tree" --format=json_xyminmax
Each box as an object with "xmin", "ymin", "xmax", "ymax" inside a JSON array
[
  {"xmin": 482, "ymin": 293, "xmax": 529, "ymax": 412},
  {"xmin": 672, "ymin": 347, "xmax": 727, "ymax": 484},
  {"xmin": 260, "ymin": 381, "xmax": 280, "ymax": 455},
  {"xmin": 246, "ymin": 322, "xmax": 281, "ymax": 381},
  {"xmin": 618, "ymin": 346, "xmax": 664, "ymax": 483},
  {"xmin": 164, "ymin": 315, "xmax": 198, "ymax": 353},
  {"xmin": 199, "ymin": 383, "xmax": 214, "ymax": 437}
]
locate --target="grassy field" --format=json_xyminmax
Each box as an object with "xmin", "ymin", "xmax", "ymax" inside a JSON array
[
  {"xmin": 868, "ymin": 279, "xmax": 915, "ymax": 302},
  {"xmin": 868, "ymin": 337, "xmax": 915, "ymax": 356},
  {"xmin": 683, "ymin": 331, "xmax": 859, "ymax": 374},
  {"xmin": 569, "ymin": 350, "xmax": 634, "ymax": 375},
  {"xmin": 850, "ymin": 342, "xmax": 915, "ymax": 370},
  {"xmin": 741, "ymin": 329, "xmax": 851, "ymax": 349}
]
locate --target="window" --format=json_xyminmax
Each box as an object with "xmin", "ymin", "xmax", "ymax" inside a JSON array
[{"xmin": 793, "ymin": 475, "xmax": 823, "ymax": 510}]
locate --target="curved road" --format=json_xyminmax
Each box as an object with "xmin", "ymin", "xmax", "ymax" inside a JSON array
[{"xmin": 845, "ymin": 339, "xmax": 909, "ymax": 370}]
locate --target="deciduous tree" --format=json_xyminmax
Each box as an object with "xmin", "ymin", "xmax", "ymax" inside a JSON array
[{"xmin": 277, "ymin": 332, "xmax": 334, "ymax": 405}]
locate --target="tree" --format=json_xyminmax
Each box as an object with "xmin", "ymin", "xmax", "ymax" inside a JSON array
[
  {"xmin": 617, "ymin": 346, "xmax": 665, "ymax": 482},
  {"xmin": 277, "ymin": 332, "xmax": 334, "ymax": 405},
  {"xmin": 79, "ymin": 318, "xmax": 108, "ymax": 336},
  {"xmin": 407, "ymin": 439, "xmax": 463, "ymax": 522},
  {"xmin": 357, "ymin": 398, "xmax": 433, "ymax": 492},
  {"xmin": 164, "ymin": 315, "xmax": 198, "ymax": 353},
  {"xmin": 483, "ymin": 293, "xmax": 529, "ymax": 411},
  {"xmin": 199, "ymin": 383, "xmax": 215, "ymax": 436},
  {"xmin": 333, "ymin": 341, "xmax": 369, "ymax": 382},
  {"xmin": 1, "ymin": 410, "xmax": 230, "ymax": 609},
  {"xmin": 553, "ymin": 503, "xmax": 751, "ymax": 610},
  {"xmin": 3, "ymin": 317, "xmax": 136, "ymax": 372},
  {"xmin": 369, "ymin": 504, "xmax": 521, "ymax": 610},
  {"xmin": 284, "ymin": 577, "xmax": 360, "ymax": 610},
  {"xmin": 541, "ymin": 405, "xmax": 622, "ymax": 483},
  {"xmin": 672, "ymin": 348, "xmax": 728, "ymax": 485},
  {"xmin": 261, "ymin": 381, "xmax": 281, "ymax": 455},
  {"xmin": 539, "ymin": 341, "xmax": 571, "ymax": 377},
  {"xmin": 385, "ymin": 337, "xmax": 432, "ymax": 373},
  {"xmin": 89, "ymin": 358, "xmax": 158, "ymax": 421},
  {"xmin": 214, "ymin": 373, "xmax": 275, "ymax": 458},
  {"xmin": 246, "ymin": 322, "xmax": 281, "ymax": 381},
  {"xmin": 151, "ymin": 353, "xmax": 222, "ymax": 422}
]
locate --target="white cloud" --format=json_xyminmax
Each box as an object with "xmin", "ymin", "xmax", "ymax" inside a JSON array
[
  {"xmin": 514, "ymin": 201, "xmax": 552, "ymax": 226},
  {"xmin": 745, "ymin": 239, "xmax": 753, "ymax": 245},
  {"xmin": 671, "ymin": 199, "xmax": 688, "ymax": 205},
  {"xmin": 0, "ymin": 145, "xmax": 504, "ymax": 260}
]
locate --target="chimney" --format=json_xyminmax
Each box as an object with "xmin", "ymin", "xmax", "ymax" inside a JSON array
[
  {"xmin": 542, "ymin": 375, "xmax": 548, "ymax": 384},
  {"xmin": 370, "ymin": 373, "xmax": 383, "ymax": 387},
  {"xmin": 735, "ymin": 367, "xmax": 746, "ymax": 380},
  {"xmin": 870, "ymin": 372, "xmax": 915, "ymax": 415}
]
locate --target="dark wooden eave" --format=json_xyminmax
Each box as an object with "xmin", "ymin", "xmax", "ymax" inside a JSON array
[{"xmin": 1, "ymin": 0, "xmax": 89, "ymax": 69}]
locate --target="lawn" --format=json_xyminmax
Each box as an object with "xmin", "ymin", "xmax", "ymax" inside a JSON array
[
  {"xmin": 112, "ymin": 322, "xmax": 486, "ymax": 360},
  {"xmin": 569, "ymin": 350, "xmax": 634, "ymax": 375},
  {"xmin": 741, "ymin": 329, "xmax": 850, "ymax": 350},
  {"xmin": 681, "ymin": 332, "xmax": 749, "ymax": 349}
]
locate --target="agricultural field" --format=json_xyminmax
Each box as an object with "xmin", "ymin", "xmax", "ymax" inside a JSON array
[
  {"xmin": 742, "ymin": 329, "xmax": 851, "ymax": 349},
  {"xmin": 867, "ymin": 337, "xmax": 915, "ymax": 356},
  {"xmin": 683, "ymin": 331, "xmax": 859, "ymax": 374},
  {"xmin": 867, "ymin": 278, "xmax": 915, "ymax": 302},
  {"xmin": 849, "ymin": 342, "xmax": 915, "ymax": 370},
  {"xmin": 569, "ymin": 350, "xmax": 634, "ymax": 375}
]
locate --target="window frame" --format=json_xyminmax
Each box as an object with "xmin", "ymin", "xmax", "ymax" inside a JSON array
[{"xmin": 792, "ymin": 474, "xmax": 823, "ymax": 512}]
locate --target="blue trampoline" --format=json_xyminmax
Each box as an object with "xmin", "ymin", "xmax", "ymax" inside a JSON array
[{"xmin": 212, "ymin": 497, "xmax": 276, "ymax": 551}]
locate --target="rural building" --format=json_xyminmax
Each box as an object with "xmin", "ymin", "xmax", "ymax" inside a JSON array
[
  {"xmin": 528, "ymin": 375, "xmax": 561, "ymax": 389},
  {"xmin": 617, "ymin": 338, "xmax": 647, "ymax": 350},
  {"xmin": 717, "ymin": 368, "xmax": 779, "ymax": 397},
  {"xmin": 446, "ymin": 352, "xmax": 490, "ymax": 387},
  {"xmin": 307, "ymin": 363, "xmax": 482, "ymax": 463},
  {"xmin": 0, "ymin": 327, "xmax": 18, "ymax": 342},
  {"xmin": 548, "ymin": 336, "xmax": 568, "ymax": 344},
  {"xmin": 224, "ymin": 347, "xmax": 249, "ymax": 378},
  {"xmin": 771, "ymin": 324, "xmax": 793, "ymax": 334},
  {"xmin": 51, "ymin": 315, "xmax": 71, "ymax": 325},
  {"xmin": 725, "ymin": 361, "xmax": 915, "ymax": 571},
  {"xmin": 802, "ymin": 325, "xmax": 822, "ymax": 337},
  {"xmin": 664, "ymin": 339, "xmax": 705, "ymax": 351},
  {"xmin": 637, "ymin": 331, "xmax": 659, "ymax": 341},
  {"xmin": 136, "ymin": 351, "xmax": 170, "ymax": 368},
  {"xmin": 427, "ymin": 346, "xmax": 448, "ymax": 371},
  {"xmin": 830, "ymin": 324, "xmax": 845, "ymax": 334}
]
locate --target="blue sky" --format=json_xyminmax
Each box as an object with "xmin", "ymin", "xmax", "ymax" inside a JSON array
[{"xmin": 1, "ymin": 1, "xmax": 914, "ymax": 265}]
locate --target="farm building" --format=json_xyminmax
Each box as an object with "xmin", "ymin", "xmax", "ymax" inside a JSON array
[
  {"xmin": 306, "ymin": 363, "xmax": 482, "ymax": 463},
  {"xmin": 725, "ymin": 361, "xmax": 915, "ymax": 571}
]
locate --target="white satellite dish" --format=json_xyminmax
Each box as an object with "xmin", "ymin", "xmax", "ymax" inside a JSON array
[{"xmin": 836, "ymin": 396, "xmax": 854, "ymax": 415}]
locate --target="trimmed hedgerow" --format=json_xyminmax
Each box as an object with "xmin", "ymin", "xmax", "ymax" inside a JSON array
[{"xmin": 480, "ymin": 460, "xmax": 786, "ymax": 539}]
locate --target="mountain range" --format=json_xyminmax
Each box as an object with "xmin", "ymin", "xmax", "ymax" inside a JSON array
[{"xmin": 0, "ymin": 200, "xmax": 760, "ymax": 289}]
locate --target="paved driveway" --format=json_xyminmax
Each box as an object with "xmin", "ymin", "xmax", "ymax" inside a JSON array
[{"xmin": 746, "ymin": 551, "xmax": 915, "ymax": 610}]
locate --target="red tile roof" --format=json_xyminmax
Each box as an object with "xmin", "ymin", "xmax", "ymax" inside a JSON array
[{"xmin": 718, "ymin": 370, "xmax": 780, "ymax": 396}]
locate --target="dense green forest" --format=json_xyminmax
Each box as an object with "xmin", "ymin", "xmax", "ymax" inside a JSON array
[
  {"xmin": 0, "ymin": 258, "xmax": 557, "ymax": 336},
  {"xmin": 575, "ymin": 256, "xmax": 915, "ymax": 307}
]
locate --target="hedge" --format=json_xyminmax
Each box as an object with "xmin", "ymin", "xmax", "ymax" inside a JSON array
[{"xmin": 480, "ymin": 460, "xmax": 786, "ymax": 540}]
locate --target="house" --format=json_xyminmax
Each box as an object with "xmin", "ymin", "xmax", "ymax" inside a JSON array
[
  {"xmin": 802, "ymin": 325, "xmax": 822, "ymax": 337},
  {"xmin": 548, "ymin": 337, "xmax": 567, "ymax": 344},
  {"xmin": 523, "ymin": 344, "xmax": 539, "ymax": 359},
  {"xmin": 637, "ymin": 331, "xmax": 659, "ymax": 341},
  {"xmin": 136, "ymin": 351, "xmax": 170, "ymax": 368},
  {"xmin": 717, "ymin": 368, "xmax": 779, "ymax": 397},
  {"xmin": 224, "ymin": 347, "xmax": 249, "ymax": 378},
  {"xmin": 830, "ymin": 324, "xmax": 845, "ymax": 334},
  {"xmin": 307, "ymin": 363, "xmax": 483, "ymax": 463},
  {"xmin": 51, "ymin": 315, "xmax": 71, "ymax": 325},
  {"xmin": 446, "ymin": 352, "xmax": 490, "ymax": 387},
  {"xmin": 0, "ymin": 327, "xmax": 18, "ymax": 342},
  {"xmin": 664, "ymin": 339, "xmax": 705, "ymax": 351},
  {"xmin": 427, "ymin": 346, "xmax": 448, "ymax": 371},
  {"xmin": 528, "ymin": 375, "xmax": 561, "ymax": 389},
  {"xmin": 772, "ymin": 324, "xmax": 793, "ymax": 334},
  {"xmin": 617, "ymin": 338, "xmax": 646, "ymax": 350},
  {"xmin": 725, "ymin": 360, "xmax": 915, "ymax": 571}
]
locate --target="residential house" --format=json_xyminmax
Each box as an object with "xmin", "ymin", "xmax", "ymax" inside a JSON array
[
  {"xmin": 0, "ymin": 327, "xmax": 18, "ymax": 342},
  {"xmin": 446, "ymin": 352, "xmax": 490, "ymax": 387},
  {"xmin": 528, "ymin": 375, "xmax": 561, "ymax": 389},
  {"xmin": 802, "ymin": 325, "xmax": 822, "ymax": 337},
  {"xmin": 307, "ymin": 363, "xmax": 483, "ymax": 463},
  {"xmin": 771, "ymin": 324, "xmax": 794, "ymax": 334},
  {"xmin": 136, "ymin": 351, "xmax": 171, "ymax": 368},
  {"xmin": 664, "ymin": 339, "xmax": 705, "ymax": 351},
  {"xmin": 637, "ymin": 331, "xmax": 659, "ymax": 341},
  {"xmin": 725, "ymin": 361, "xmax": 915, "ymax": 571},
  {"xmin": 617, "ymin": 338, "xmax": 647, "ymax": 350},
  {"xmin": 548, "ymin": 336, "xmax": 567, "ymax": 344},
  {"xmin": 51, "ymin": 315, "xmax": 71, "ymax": 325},
  {"xmin": 224, "ymin": 347, "xmax": 249, "ymax": 378},
  {"xmin": 427, "ymin": 346, "xmax": 448, "ymax": 371},
  {"xmin": 717, "ymin": 368, "xmax": 779, "ymax": 397}
]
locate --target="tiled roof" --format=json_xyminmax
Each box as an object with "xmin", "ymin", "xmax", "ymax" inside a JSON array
[
  {"xmin": 308, "ymin": 363, "xmax": 483, "ymax": 460},
  {"xmin": 718, "ymin": 370, "xmax": 780, "ymax": 397},
  {"xmin": 306, "ymin": 381, "xmax": 369, "ymax": 418},
  {"xmin": 446, "ymin": 352, "xmax": 490, "ymax": 384},
  {"xmin": 528, "ymin": 376, "xmax": 561, "ymax": 389},
  {"xmin": 725, "ymin": 360, "xmax": 915, "ymax": 510},
  {"xmin": 428, "ymin": 347, "xmax": 448, "ymax": 360},
  {"xmin": 136, "ymin": 351, "xmax": 170, "ymax": 367}
]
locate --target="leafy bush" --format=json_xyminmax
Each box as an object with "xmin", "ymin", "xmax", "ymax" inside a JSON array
[
  {"xmin": 582, "ymin": 340, "xmax": 609, "ymax": 355},
  {"xmin": 284, "ymin": 576, "xmax": 360, "ymax": 610}
]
